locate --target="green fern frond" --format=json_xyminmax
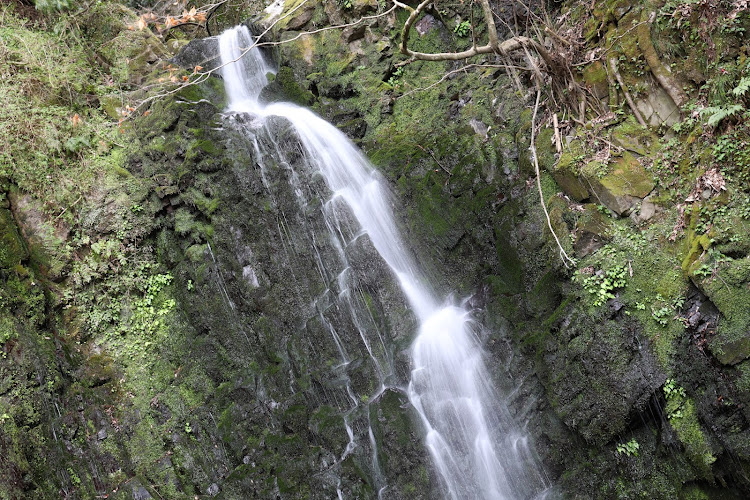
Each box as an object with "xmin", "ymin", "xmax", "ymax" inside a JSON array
[
  {"xmin": 733, "ymin": 76, "xmax": 750, "ymax": 97},
  {"xmin": 700, "ymin": 104, "xmax": 744, "ymax": 127}
]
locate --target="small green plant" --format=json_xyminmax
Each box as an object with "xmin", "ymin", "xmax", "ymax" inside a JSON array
[
  {"xmin": 701, "ymin": 104, "xmax": 744, "ymax": 127},
  {"xmin": 732, "ymin": 76, "xmax": 750, "ymax": 97},
  {"xmin": 454, "ymin": 20, "xmax": 471, "ymax": 37},
  {"xmin": 577, "ymin": 264, "xmax": 627, "ymax": 306},
  {"xmin": 664, "ymin": 378, "xmax": 687, "ymax": 420},
  {"xmin": 386, "ymin": 67, "xmax": 404, "ymax": 89},
  {"xmin": 664, "ymin": 378, "xmax": 686, "ymax": 399},
  {"xmin": 131, "ymin": 273, "xmax": 175, "ymax": 336},
  {"xmin": 185, "ymin": 421, "xmax": 192, "ymax": 433},
  {"xmin": 616, "ymin": 438, "xmax": 640, "ymax": 457},
  {"xmin": 693, "ymin": 248, "xmax": 731, "ymax": 280},
  {"xmin": 67, "ymin": 467, "xmax": 82, "ymax": 487},
  {"xmin": 694, "ymin": 263, "xmax": 713, "ymax": 278},
  {"xmin": 340, "ymin": 0, "xmax": 353, "ymax": 9},
  {"xmin": 596, "ymin": 204, "xmax": 611, "ymax": 216},
  {"xmin": 701, "ymin": 76, "xmax": 750, "ymax": 127},
  {"xmin": 651, "ymin": 305, "xmax": 672, "ymax": 326}
]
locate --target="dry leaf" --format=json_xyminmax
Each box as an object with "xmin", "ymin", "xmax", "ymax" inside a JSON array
[{"xmin": 183, "ymin": 7, "xmax": 197, "ymax": 21}]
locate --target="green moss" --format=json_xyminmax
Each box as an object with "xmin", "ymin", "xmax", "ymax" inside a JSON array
[
  {"xmin": 700, "ymin": 257, "xmax": 750, "ymax": 364},
  {"xmin": 489, "ymin": 221, "xmax": 524, "ymax": 295},
  {"xmin": 269, "ymin": 0, "xmax": 316, "ymax": 31},
  {"xmin": 588, "ymin": 152, "xmax": 654, "ymax": 198},
  {"xmin": 0, "ymin": 209, "xmax": 27, "ymax": 269},
  {"xmin": 610, "ymin": 117, "xmax": 659, "ymax": 156},
  {"xmin": 581, "ymin": 60, "xmax": 609, "ymax": 98},
  {"xmin": 527, "ymin": 270, "xmax": 561, "ymax": 316},
  {"xmin": 668, "ymin": 398, "xmax": 716, "ymax": 479},
  {"xmin": 276, "ymin": 66, "xmax": 315, "ymax": 106},
  {"xmin": 682, "ymin": 205, "xmax": 713, "ymax": 274},
  {"xmin": 551, "ymin": 139, "xmax": 590, "ymax": 201},
  {"xmin": 535, "ymin": 128, "xmax": 558, "ymax": 172}
]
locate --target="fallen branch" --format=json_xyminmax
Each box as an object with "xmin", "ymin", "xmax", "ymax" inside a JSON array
[{"xmin": 553, "ymin": 113, "xmax": 562, "ymax": 153}]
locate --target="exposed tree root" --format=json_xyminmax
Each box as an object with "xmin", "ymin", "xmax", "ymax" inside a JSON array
[
  {"xmin": 608, "ymin": 56, "xmax": 648, "ymax": 127},
  {"xmin": 636, "ymin": 10, "xmax": 688, "ymax": 108},
  {"xmin": 530, "ymin": 87, "xmax": 576, "ymax": 268}
]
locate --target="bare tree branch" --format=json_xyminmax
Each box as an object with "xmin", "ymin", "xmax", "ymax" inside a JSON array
[{"xmin": 396, "ymin": 0, "xmax": 558, "ymax": 72}]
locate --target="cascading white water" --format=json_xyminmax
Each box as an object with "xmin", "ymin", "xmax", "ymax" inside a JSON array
[{"xmin": 217, "ymin": 26, "xmax": 548, "ymax": 499}]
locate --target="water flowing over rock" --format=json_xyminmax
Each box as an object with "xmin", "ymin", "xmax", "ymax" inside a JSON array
[{"xmin": 217, "ymin": 25, "xmax": 548, "ymax": 499}]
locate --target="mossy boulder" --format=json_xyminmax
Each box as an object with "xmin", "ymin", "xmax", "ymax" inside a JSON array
[
  {"xmin": 541, "ymin": 303, "xmax": 665, "ymax": 444},
  {"xmin": 171, "ymin": 36, "xmax": 221, "ymax": 73},
  {"xmin": 549, "ymin": 140, "xmax": 590, "ymax": 202},
  {"xmin": 582, "ymin": 152, "xmax": 655, "ymax": 215},
  {"xmin": 574, "ymin": 204, "xmax": 613, "ymax": 257},
  {"xmin": 581, "ymin": 60, "xmax": 609, "ymax": 100},
  {"xmin": 610, "ymin": 117, "xmax": 659, "ymax": 156},
  {"xmin": 697, "ymin": 257, "xmax": 750, "ymax": 365}
]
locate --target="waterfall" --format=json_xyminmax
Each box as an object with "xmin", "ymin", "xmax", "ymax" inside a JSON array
[{"xmin": 217, "ymin": 25, "xmax": 548, "ymax": 499}]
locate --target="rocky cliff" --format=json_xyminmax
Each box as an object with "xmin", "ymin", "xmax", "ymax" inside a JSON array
[{"xmin": 2, "ymin": 0, "xmax": 750, "ymax": 498}]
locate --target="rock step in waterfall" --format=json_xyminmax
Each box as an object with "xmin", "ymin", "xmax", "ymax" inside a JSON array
[{"xmin": 217, "ymin": 25, "xmax": 549, "ymax": 499}]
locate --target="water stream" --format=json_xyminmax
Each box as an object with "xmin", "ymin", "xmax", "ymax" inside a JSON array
[{"xmin": 217, "ymin": 25, "xmax": 548, "ymax": 499}]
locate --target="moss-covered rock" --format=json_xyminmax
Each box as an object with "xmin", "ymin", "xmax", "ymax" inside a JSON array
[
  {"xmin": 8, "ymin": 190, "xmax": 71, "ymax": 281},
  {"xmin": 697, "ymin": 258, "xmax": 750, "ymax": 365},
  {"xmin": 583, "ymin": 152, "xmax": 655, "ymax": 215},
  {"xmin": 550, "ymin": 140, "xmax": 590, "ymax": 201},
  {"xmin": 574, "ymin": 203, "xmax": 613, "ymax": 257},
  {"xmin": 581, "ymin": 60, "xmax": 609, "ymax": 100},
  {"xmin": 0, "ymin": 208, "xmax": 27, "ymax": 269}
]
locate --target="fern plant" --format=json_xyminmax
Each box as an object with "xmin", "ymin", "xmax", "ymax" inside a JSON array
[
  {"xmin": 733, "ymin": 76, "xmax": 750, "ymax": 97},
  {"xmin": 34, "ymin": 0, "xmax": 72, "ymax": 12},
  {"xmin": 701, "ymin": 76, "xmax": 750, "ymax": 127},
  {"xmin": 700, "ymin": 104, "xmax": 744, "ymax": 127}
]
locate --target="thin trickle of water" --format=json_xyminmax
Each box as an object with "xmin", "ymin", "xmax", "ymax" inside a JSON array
[
  {"xmin": 206, "ymin": 241, "xmax": 235, "ymax": 311},
  {"xmin": 218, "ymin": 25, "xmax": 548, "ymax": 499}
]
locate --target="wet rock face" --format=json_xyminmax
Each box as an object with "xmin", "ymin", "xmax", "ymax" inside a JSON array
[
  {"xmin": 683, "ymin": 287, "xmax": 720, "ymax": 352},
  {"xmin": 541, "ymin": 305, "xmax": 666, "ymax": 444},
  {"xmin": 171, "ymin": 36, "xmax": 221, "ymax": 72},
  {"xmin": 134, "ymin": 76, "xmax": 431, "ymax": 495}
]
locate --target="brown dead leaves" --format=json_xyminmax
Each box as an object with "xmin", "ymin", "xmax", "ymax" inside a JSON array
[
  {"xmin": 129, "ymin": 5, "xmax": 208, "ymax": 33},
  {"xmin": 685, "ymin": 168, "xmax": 727, "ymax": 202}
]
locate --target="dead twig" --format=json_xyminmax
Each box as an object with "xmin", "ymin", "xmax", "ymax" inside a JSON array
[{"xmin": 552, "ymin": 113, "xmax": 562, "ymax": 153}]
